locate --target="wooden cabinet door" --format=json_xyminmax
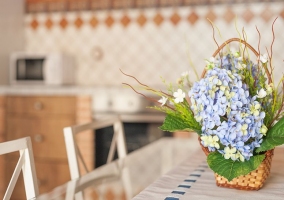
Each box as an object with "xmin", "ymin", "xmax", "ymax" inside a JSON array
[{"xmin": 6, "ymin": 115, "xmax": 75, "ymax": 160}]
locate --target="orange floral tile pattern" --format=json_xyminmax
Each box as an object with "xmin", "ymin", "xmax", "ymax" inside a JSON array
[
  {"xmin": 25, "ymin": 2, "xmax": 284, "ymax": 88},
  {"xmin": 74, "ymin": 16, "xmax": 84, "ymax": 28},
  {"xmin": 170, "ymin": 12, "xmax": 181, "ymax": 26},
  {"xmin": 90, "ymin": 16, "xmax": 99, "ymax": 28},
  {"xmin": 59, "ymin": 17, "xmax": 68, "ymax": 29},
  {"xmin": 30, "ymin": 18, "xmax": 39, "ymax": 30},
  {"xmin": 223, "ymin": 7, "xmax": 235, "ymax": 23},
  {"xmin": 137, "ymin": 13, "xmax": 147, "ymax": 27},
  {"xmin": 121, "ymin": 14, "xmax": 131, "ymax": 27},
  {"xmin": 153, "ymin": 13, "xmax": 164, "ymax": 26},
  {"xmin": 242, "ymin": 8, "xmax": 254, "ymax": 23},
  {"xmin": 187, "ymin": 11, "xmax": 199, "ymax": 25}
]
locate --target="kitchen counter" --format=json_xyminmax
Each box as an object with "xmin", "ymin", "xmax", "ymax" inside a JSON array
[
  {"xmin": 0, "ymin": 85, "xmax": 126, "ymax": 95},
  {"xmin": 0, "ymin": 85, "xmax": 165, "ymax": 121}
]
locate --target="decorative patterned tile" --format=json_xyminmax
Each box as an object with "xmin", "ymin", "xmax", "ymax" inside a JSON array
[
  {"xmin": 59, "ymin": 16, "xmax": 68, "ymax": 29},
  {"xmin": 223, "ymin": 7, "xmax": 235, "ymax": 23},
  {"xmin": 170, "ymin": 12, "xmax": 181, "ymax": 26},
  {"xmin": 280, "ymin": 9, "xmax": 284, "ymax": 19},
  {"xmin": 74, "ymin": 16, "xmax": 83, "ymax": 28},
  {"xmin": 153, "ymin": 13, "xmax": 164, "ymax": 26},
  {"xmin": 30, "ymin": 18, "xmax": 39, "ymax": 30},
  {"xmin": 137, "ymin": 13, "xmax": 147, "ymax": 27},
  {"xmin": 260, "ymin": 7, "xmax": 273, "ymax": 22},
  {"xmin": 242, "ymin": 8, "xmax": 254, "ymax": 23},
  {"xmin": 205, "ymin": 9, "xmax": 217, "ymax": 22},
  {"xmin": 187, "ymin": 11, "xmax": 199, "ymax": 25},
  {"xmin": 24, "ymin": 2, "xmax": 284, "ymax": 86},
  {"xmin": 120, "ymin": 14, "xmax": 131, "ymax": 27},
  {"xmin": 105, "ymin": 15, "xmax": 115, "ymax": 27},
  {"xmin": 45, "ymin": 17, "xmax": 53, "ymax": 29},
  {"xmin": 90, "ymin": 16, "xmax": 99, "ymax": 28}
]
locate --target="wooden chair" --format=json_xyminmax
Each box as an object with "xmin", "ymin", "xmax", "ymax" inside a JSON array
[
  {"xmin": 63, "ymin": 115, "xmax": 127, "ymax": 180},
  {"xmin": 0, "ymin": 137, "xmax": 39, "ymax": 200}
]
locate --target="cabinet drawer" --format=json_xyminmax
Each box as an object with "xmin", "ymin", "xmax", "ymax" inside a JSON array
[
  {"xmin": 6, "ymin": 116, "xmax": 75, "ymax": 160},
  {"xmin": 6, "ymin": 96, "xmax": 76, "ymax": 115}
]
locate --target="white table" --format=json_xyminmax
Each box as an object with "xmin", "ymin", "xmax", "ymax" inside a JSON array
[
  {"xmin": 134, "ymin": 147, "xmax": 284, "ymax": 200},
  {"xmin": 36, "ymin": 137, "xmax": 200, "ymax": 200}
]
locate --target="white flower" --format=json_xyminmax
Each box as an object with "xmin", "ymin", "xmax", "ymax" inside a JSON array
[
  {"xmin": 241, "ymin": 124, "xmax": 248, "ymax": 135},
  {"xmin": 259, "ymin": 54, "xmax": 268, "ymax": 63},
  {"xmin": 257, "ymin": 88, "xmax": 267, "ymax": 98},
  {"xmin": 173, "ymin": 89, "xmax": 185, "ymax": 103},
  {"xmin": 236, "ymin": 151, "xmax": 245, "ymax": 162},
  {"xmin": 224, "ymin": 147, "xmax": 237, "ymax": 160},
  {"xmin": 201, "ymin": 135, "xmax": 220, "ymax": 149},
  {"xmin": 158, "ymin": 96, "xmax": 168, "ymax": 106},
  {"xmin": 260, "ymin": 125, "xmax": 268, "ymax": 136}
]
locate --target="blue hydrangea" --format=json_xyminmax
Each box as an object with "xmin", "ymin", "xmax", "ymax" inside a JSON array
[{"xmin": 189, "ymin": 65, "xmax": 265, "ymax": 161}]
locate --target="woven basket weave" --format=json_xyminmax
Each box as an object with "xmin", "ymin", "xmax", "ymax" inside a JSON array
[{"xmin": 199, "ymin": 137, "xmax": 274, "ymax": 190}]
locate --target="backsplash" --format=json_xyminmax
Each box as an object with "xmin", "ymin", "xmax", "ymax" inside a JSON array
[{"xmin": 25, "ymin": 1, "xmax": 284, "ymax": 86}]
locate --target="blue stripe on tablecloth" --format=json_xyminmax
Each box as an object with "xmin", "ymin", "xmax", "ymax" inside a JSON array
[
  {"xmin": 164, "ymin": 161, "xmax": 208, "ymax": 200},
  {"xmin": 172, "ymin": 191, "xmax": 186, "ymax": 195},
  {"xmin": 165, "ymin": 197, "xmax": 179, "ymax": 200},
  {"xmin": 178, "ymin": 184, "xmax": 191, "ymax": 188}
]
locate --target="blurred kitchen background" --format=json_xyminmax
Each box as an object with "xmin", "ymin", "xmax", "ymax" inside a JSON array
[
  {"xmin": 1, "ymin": 0, "xmax": 284, "ymax": 199},
  {"xmin": 1, "ymin": 0, "xmax": 284, "ymax": 87}
]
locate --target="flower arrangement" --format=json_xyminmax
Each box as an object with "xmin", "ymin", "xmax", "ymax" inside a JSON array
[{"xmin": 122, "ymin": 20, "xmax": 284, "ymax": 190}]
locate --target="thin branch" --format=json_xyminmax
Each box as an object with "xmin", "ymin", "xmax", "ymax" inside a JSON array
[
  {"xmin": 120, "ymin": 68, "xmax": 149, "ymax": 88},
  {"xmin": 122, "ymin": 83, "xmax": 175, "ymax": 111},
  {"xmin": 270, "ymin": 17, "xmax": 277, "ymax": 68},
  {"xmin": 256, "ymin": 26, "xmax": 261, "ymax": 69},
  {"xmin": 208, "ymin": 19, "xmax": 221, "ymax": 62}
]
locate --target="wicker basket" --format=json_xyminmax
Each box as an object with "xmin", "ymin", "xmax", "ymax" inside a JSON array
[
  {"xmin": 197, "ymin": 38, "xmax": 274, "ymax": 190},
  {"xmin": 199, "ymin": 137, "xmax": 274, "ymax": 190}
]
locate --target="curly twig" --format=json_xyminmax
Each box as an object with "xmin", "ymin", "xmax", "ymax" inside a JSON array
[
  {"xmin": 269, "ymin": 17, "xmax": 278, "ymax": 75},
  {"xmin": 208, "ymin": 19, "xmax": 222, "ymax": 66},
  {"xmin": 256, "ymin": 26, "xmax": 261, "ymax": 69},
  {"xmin": 120, "ymin": 68, "xmax": 149, "ymax": 88},
  {"xmin": 122, "ymin": 83, "xmax": 175, "ymax": 111}
]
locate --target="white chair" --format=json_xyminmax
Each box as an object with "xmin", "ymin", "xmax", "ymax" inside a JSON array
[
  {"xmin": 0, "ymin": 137, "xmax": 39, "ymax": 200},
  {"xmin": 63, "ymin": 115, "xmax": 127, "ymax": 180}
]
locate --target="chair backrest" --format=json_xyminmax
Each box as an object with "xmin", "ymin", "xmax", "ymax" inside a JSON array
[
  {"xmin": 63, "ymin": 115, "xmax": 127, "ymax": 180},
  {"xmin": 0, "ymin": 137, "xmax": 39, "ymax": 200}
]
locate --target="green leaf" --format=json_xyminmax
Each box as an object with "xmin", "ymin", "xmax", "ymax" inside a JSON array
[
  {"xmin": 160, "ymin": 114, "xmax": 202, "ymax": 135},
  {"xmin": 256, "ymin": 116, "xmax": 284, "ymax": 153},
  {"xmin": 207, "ymin": 152, "xmax": 265, "ymax": 181}
]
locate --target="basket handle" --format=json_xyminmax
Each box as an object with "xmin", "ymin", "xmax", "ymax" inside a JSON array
[{"xmin": 200, "ymin": 38, "xmax": 271, "ymax": 84}]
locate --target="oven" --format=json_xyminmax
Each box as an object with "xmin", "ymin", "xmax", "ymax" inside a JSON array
[{"xmin": 92, "ymin": 92, "xmax": 170, "ymax": 168}]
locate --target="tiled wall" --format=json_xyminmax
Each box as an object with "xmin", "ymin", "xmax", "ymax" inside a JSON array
[{"xmin": 25, "ymin": 1, "xmax": 284, "ymax": 87}]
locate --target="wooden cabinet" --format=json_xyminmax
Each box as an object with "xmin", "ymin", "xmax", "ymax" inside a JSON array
[{"xmin": 5, "ymin": 95, "xmax": 77, "ymax": 199}]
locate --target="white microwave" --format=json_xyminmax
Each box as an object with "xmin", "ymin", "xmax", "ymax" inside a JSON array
[{"xmin": 9, "ymin": 52, "xmax": 75, "ymax": 85}]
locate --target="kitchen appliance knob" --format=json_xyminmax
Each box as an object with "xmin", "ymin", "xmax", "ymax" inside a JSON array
[{"xmin": 34, "ymin": 102, "xmax": 43, "ymax": 110}]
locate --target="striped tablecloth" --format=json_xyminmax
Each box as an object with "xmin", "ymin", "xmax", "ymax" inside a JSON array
[{"xmin": 133, "ymin": 147, "xmax": 284, "ymax": 200}]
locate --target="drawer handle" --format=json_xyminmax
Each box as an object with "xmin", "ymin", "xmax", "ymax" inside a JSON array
[
  {"xmin": 34, "ymin": 134, "xmax": 44, "ymax": 143},
  {"xmin": 34, "ymin": 102, "xmax": 43, "ymax": 110}
]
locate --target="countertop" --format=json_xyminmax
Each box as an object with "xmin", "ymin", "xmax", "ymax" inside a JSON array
[
  {"xmin": 0, "ymin": 85, "xmax": 166, "ymax": 122},
  {"xmin": 0, "ymin": 85, "xmax": 128, "ymax": 96}
]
